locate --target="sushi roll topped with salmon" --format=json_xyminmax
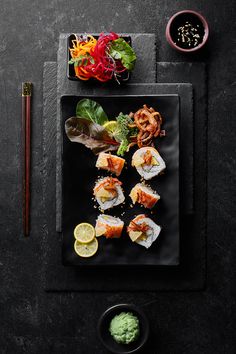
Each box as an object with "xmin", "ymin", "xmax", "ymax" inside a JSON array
[
  {"xmin": 96, "ymin": 152, "xmax": 125, "ymax": 176},
  {"xmin": 129, "ymin": 183, "xmax": 160, "ymax": 209},
  {"xmin": 127, "ymin": 214, "xmax": 161, "ymax": 248},
  {"xmin": 93, "ymin": 177, "xmax": 125, "ymax": 210},
  {"xmin": 95, "ymin": 214, "xmax": 124, "ymax": 239},
  {"xmin": 132, "ymin": 147, "xmax": 166, "ymax": 180}
]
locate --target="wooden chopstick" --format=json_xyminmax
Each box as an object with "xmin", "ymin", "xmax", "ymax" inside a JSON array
[{"xmin": 22, "ymin": 82, "xmax": 32, "ymax": 236}]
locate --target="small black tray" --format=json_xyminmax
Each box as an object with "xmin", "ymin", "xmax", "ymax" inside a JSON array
[
  {"xmin": 67, "ymin": 34, "xmax": 132, "ymax": 82},
  {"xmin": 61, "ymin": 94, "xmax": 179, "ymax": 266}
]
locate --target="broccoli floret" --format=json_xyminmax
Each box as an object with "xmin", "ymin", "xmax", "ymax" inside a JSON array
[
  {"xmin": 116, "ymin": 113, "xmax": 130, "ymax": 139},
  {"xmin": 115, "ymin": 113, "xmax": 136, "ymax": 156},
  {"xmin": 117, "ymin": 138, "xmax": 129, "ymax": 156},
  {"xmin": 129, "ymin": 125, "xmax": 139, "ymax": 137}
]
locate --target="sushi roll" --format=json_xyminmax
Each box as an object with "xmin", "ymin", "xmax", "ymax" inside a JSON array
[
  {"xmin": 127, "ymin": 214, "xmax": 161, "ymax": 249},
  {"xmin": 95, "ymin": 214, "xmax": 124, "ymax": 239},
  {"xmin": 94, "ymin": 177, "xmax": 125, "ymax": 210},
  {"xmin": 96, "ymin": 152, "xmax": 125, "ymax": 176},
  {"xmin": 129, "ymin": 183, "xmax": 160, "ymax": 209},
  {"xmin": 132, "ymin": 147, "xmax": 166, "ymax": 180}
]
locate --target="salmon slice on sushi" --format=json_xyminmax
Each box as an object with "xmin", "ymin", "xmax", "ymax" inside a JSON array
[
  {"xmin": 132, "ymin": 147, "xmax": 166, "ymax": 180},
  {"xmin": 93, "ymin": 177, "xmax": 125, "ymax": 210},
  {"xmin": 96, "ymin": 152, "xmax": 125, "ymax": 176},
  {"xmin": 95, "ymin": 214, "xmax": 124, "ymax": 239},
  {"xmin": 127, "ymin": 214, "xmax": 161, "ymax": 249},
  {"xmin": 129, "ymin": 183, "xmax": 160, "ymax": 209}
]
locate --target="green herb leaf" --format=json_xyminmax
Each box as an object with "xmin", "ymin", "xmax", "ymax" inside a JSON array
[
  {"xmin": 74, "ymin": 60, "xmax": 81, "ymax": 67},
  {"xmin": 76, "ymin": 99, "xmax": 108, "ymax": 125},
  {"xmin": 65, "ymin": 117, "xmax": 118, "ymax": 155},
  {"xmin": 68, "ymin": 57, "xmax": 82, "ymax": 66},
  {"xmin": 69, "ymin": 54, "xmax": 93, "ymax": 67},
  {"xmin": 109, "ymin": 38, "xmax": 137, "ymax": 71}
]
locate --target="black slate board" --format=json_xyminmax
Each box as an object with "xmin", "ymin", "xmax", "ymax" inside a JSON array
[
  {"xmin": 61, "ymin": 94, "xmax": 180, "ymax": 266},
  {"xmin": 42, "ymin": 62, "xmax": 208, "ymax": 291},
  {"xmin": 156, "ymin": 62, "xmax": 207, "ymax": 215}
]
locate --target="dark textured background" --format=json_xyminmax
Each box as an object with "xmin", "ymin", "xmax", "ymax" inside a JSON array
[{"xmin": 0, "ymin": 0, "xmax": 235, "ymax": 353}]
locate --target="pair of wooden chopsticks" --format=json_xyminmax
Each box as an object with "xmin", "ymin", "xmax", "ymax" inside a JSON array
[{"xmin": 22, "ymin": 82, "xmax": 32, "ymax": 236}]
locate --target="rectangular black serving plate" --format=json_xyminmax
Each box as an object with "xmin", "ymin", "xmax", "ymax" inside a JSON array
[
  {"xmin": 61, "ymin": 95, "xmax": 179, "ymax": 266},
  {"xmin": 67, "ymin": 34, "xmax": 132, "ymax": 82}
]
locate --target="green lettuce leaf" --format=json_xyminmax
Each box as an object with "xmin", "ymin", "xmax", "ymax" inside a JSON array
[
  {"xmin": 109, "ymin": 38, "xmax": 137, "ymax": 71},
  {"xmin": 76, "ymin": 99, "xmax": 108, "ymax": 125},
  {"xmin": 65, "ymin": 117, "xmax": 119, "ymax": 155}
]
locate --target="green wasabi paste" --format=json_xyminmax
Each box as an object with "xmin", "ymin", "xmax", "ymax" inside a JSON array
[{"xmin": 109, "ymin": 312, "xmax": 140, "ymax": 344}]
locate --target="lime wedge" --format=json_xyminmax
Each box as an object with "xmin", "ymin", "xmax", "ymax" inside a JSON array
[{"xmin": 103, "ymin": 121, "xmax": 119, "ymax": 137}]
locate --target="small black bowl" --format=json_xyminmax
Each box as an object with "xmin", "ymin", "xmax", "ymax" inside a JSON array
[
  {"xmin": 98, "ymin": 304, "xmax": 149, "ymax": 354},
  {"xmin": 166, "ymin": 10, "xmax": 209, "ymax": 52}
]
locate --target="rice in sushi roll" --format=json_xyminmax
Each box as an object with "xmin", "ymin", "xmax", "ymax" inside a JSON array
[
  {"xmin": 132, "ymin": 147, "xmax": 166, "ymax": 180},
  {"xmin": 95, "ymin": 214, "xmax": 124, "ymax": 238},
  {"xmin": 127, "ymin": 214, "xmax": 161, "ymax": 248},
  {"xmin": 96, "ymin": 152, "xmax": 125, "ymax": 176},
  {"xmin": 129, "ymin": 183, "xmax": 160, "ymax": 209},
  {"xmin": 93, "ymin": 177, "xmax": 125, "ymax": 210}
]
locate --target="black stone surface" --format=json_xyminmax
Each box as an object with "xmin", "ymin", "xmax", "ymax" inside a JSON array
[
  {"xmin": 61, "ymin": 94, "xmax": 180, "ymax": 266},
  {"xmin": 0, "ymin": 1, "xmax": 235, "ymax": 353},
  {"xmin": 44, "ymin": 74, "xmax": 197, "ymax": 291},
  {"xmin": 157, "ymin": 62, "xmax": 207, "ymax": 214}
]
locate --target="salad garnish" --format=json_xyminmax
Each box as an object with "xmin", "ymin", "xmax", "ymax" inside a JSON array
[
  {"xmin": 65, "ymin": 117, "xmax": 119, "ymax": 155},
  {"xmin": 69, "ymin": 32, "xmax": 137, "ymax": 82},
  {"xmin": 65, "ymin": 99, "xmax": 164, "ymax": 156}
]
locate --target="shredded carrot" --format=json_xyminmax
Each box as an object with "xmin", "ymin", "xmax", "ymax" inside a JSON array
[
  {"xmin": 69, "ymin": 34, "xmax": 97, "ymax": 59},
  {"xmin": 94, "ymin": 177, "xmax": 122, "ymax": 193},
  {"xmin": 129, "ymin": 221, "xmax": 149, "ymax": 233},
  {"xmin": 69, "ymin": 34, "xmax": 97, "ymax": 80}
]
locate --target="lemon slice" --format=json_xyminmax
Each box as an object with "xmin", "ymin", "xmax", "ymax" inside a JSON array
[
  {"xmin": 73, "ymin": 223, "xmax": 95, "ymax": 243},
  {"xmin": 74, "ymin": 238, "xmax": 98, "ymax": 258},
  {"xmin": 103, "ymin": 121, "xmax": 119, "ymax": 136}
]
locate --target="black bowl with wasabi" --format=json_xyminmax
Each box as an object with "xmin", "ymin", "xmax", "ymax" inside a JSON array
[{"xmin": 98, "ymin": 304, "xmax": 149, "ymax": 353}]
